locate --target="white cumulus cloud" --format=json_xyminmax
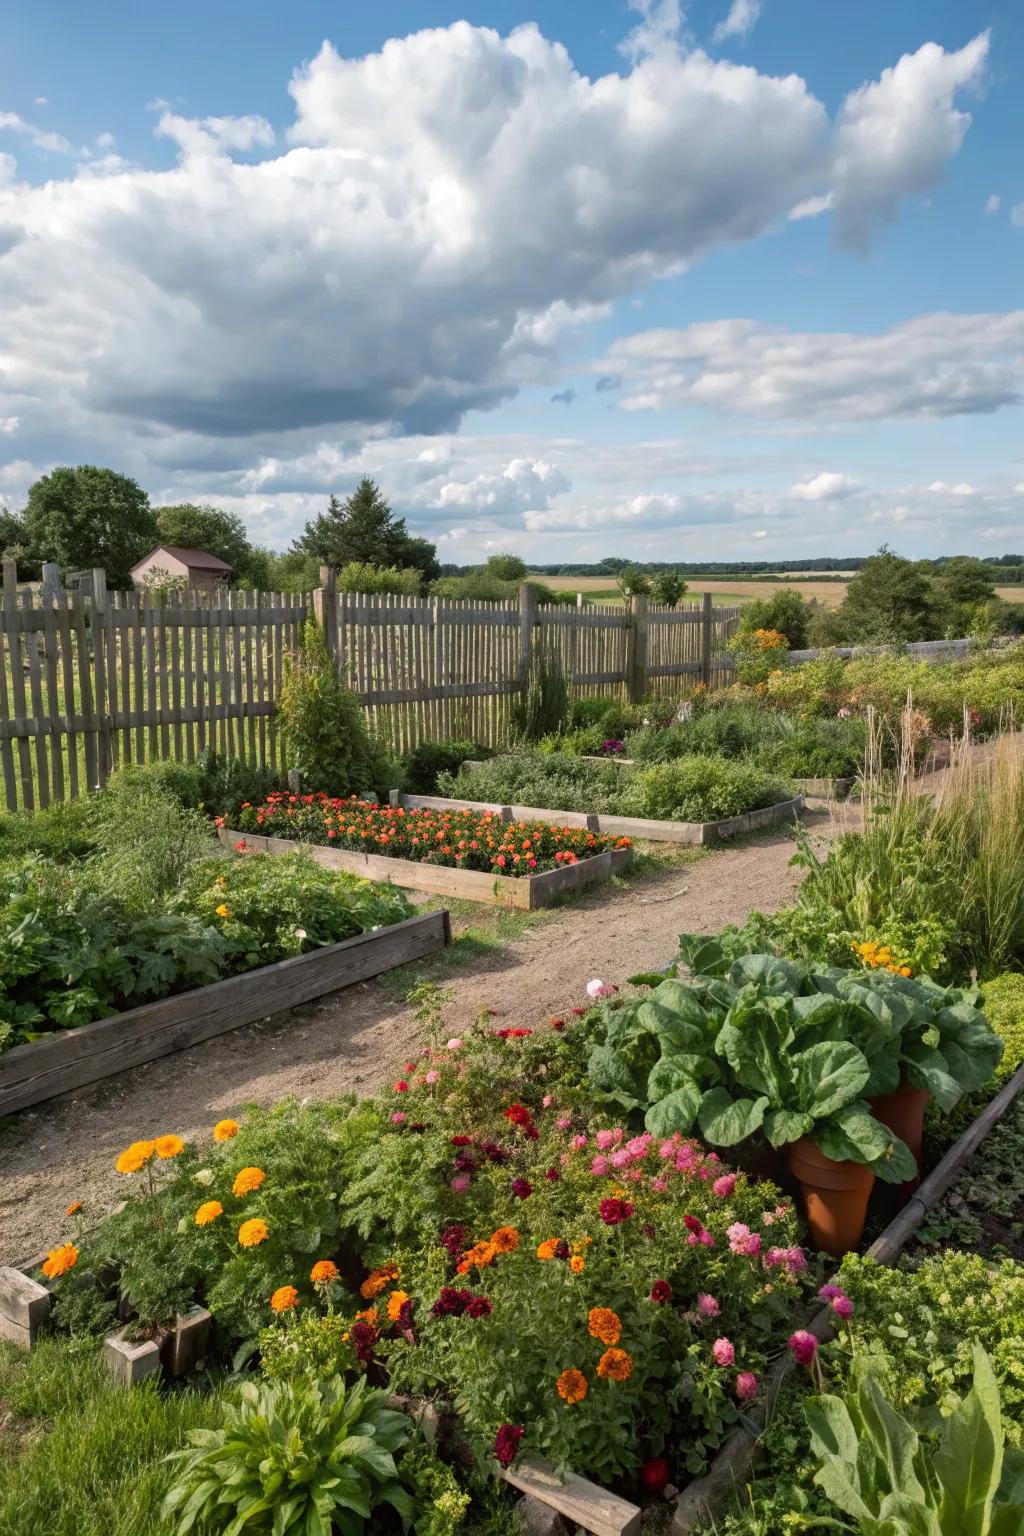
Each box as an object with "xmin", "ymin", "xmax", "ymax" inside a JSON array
[
  {"xmin": 713, "ymin": 0, "xmax": 762, "ymax": 44},
  {"xmin": 790, "ymin": 472, "xmax": 860, "ymax": 500}
]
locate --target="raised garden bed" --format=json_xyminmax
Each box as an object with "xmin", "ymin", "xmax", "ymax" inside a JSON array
[
  {"xmin": 391, "ymin": 789, "xmax": 806, "ymax": 846},
  {"xmin": 791, "ymin": 775, "xmax": 853, "ymax": 800},
  {"xmin": 220, "ymin": 826, "xmax": 632, "ymax": 907},
  {"xmin": 0, "ymin": 910, "xmax": 450, "ymax": 1118}
]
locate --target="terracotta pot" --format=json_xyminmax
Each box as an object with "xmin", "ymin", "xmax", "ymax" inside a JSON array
[
  {"xmin": 788, "ymin": 1137, "xmax": 875, "ymax": 1259},
  {"xmin": 869, "ymin": 1085, "xmax": 929, "ymax": 1195}
]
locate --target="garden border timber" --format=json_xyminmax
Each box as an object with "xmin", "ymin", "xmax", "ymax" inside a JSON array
[
  {"xmin": 220, "ymin": 827, "xmax": 633, "ymax": 907},
  {"xmin": 390, "ymin": 789, "xmax": 805, "ymax": 847},
  {"xmin": 0, "ymin": 910, "xmax": 451, "ymax": 1118},
  {"xmin": 669, "ymin": 1056, "xmax": 1024, "ymax": 1535}
]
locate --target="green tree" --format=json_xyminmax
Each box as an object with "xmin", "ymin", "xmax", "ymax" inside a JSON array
[
  {"xmin": 932, "ymin": 555, "xmax": 996, "ymax": 635},
  {"xmin": 651, "ymin": 572, "xmax": 688, "ymax": 608},
  {"xmin": 834, "ymin": 546, "xmax": 939, "ymax": 644},
  {"xmin": 154, "ymin": 502, "xmax": 261, "ymax": 584},
  {"xmin": 262, "ymin": 549, "xmax": 322, "ymax": 593},
  {"xmin": 296, "ymin": 480, "xmax": 439, "ymax": 582},
  {"xmin": 23, "ymin": 466, "xmax": 156, "ymax": 589},
  {"xmin": 616, "ymin": 565, "xmax": 652, "ymax": 600},
  {"xmin": 336, "ymin": 561, "xmax": 422, "ymax": 595},
  {"xmin": 485, "ymin": 553, "xmax": 528, "ymax": 582},
  {"xmin": 0, "ymin": 507, "xmax": 37, "ymax": 579},
  {"xmin": 739, "ymin": 588, "xmax": 811, "ymax": 648}
]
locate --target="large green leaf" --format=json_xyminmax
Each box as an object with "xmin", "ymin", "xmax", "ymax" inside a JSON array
[
  {"xmin": 763, "ymin": 1106, "xmax": 814, "ymax": 1148},
  {"xmin": 647, "ymin": 1055, "xmax": 708, "ymax": 1101},
  {"xmin": 902, "ymin": 1043, "xmax": 963, "ymax": 1113},
  {"xmin": 586, "ymin": 1044, "xmax": 643, "ymax": 1109},
  {"xmin": 716, "ymin": 997, "xmax": 796, "ymax": 1100},
  {"xmin": 793, "ymin": 1041, "xmax": 871, "ymax": 1117},
  {"xmin": 935, "ymin": 1345, "xmax": 1004, "ymax": 1536},
  {"xmin": 697, "ymin": 1087, "xmax": 767, "ymax": 1146},
  {"xmin": 644, "ymin": 1082, "xmax": 702, "ymax": 1138},
  {"xmin": 806, "ymin": 1394, "xmax": 860, "ymax": 1468},
  {"xmin": 815, "ymin": 1102, "xmax": 892, "ymax": 1167},
  {"xmin": 857, "ymin": 1373, "xmax": 926, "ymax": 1508},
  {"xmin": 676, "ymin": 933, "xmax": 730, "ymax": 976},
  {"xmin": 727, "ymin": 953, "xmax": 804, "ymax": 994}
]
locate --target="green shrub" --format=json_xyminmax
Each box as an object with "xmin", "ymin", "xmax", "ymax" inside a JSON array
[
  {"xmin": 111, "ymin": 749, "xmax": 285, "ymax": 818},
  {"xmin": 509, "ymin": 645, "xmax": 569, "ymax": 742},
  {"xmin": 981, "ymin": 972, "xmax": 1024, "ymax": 1082},
  {"xmin": 619, "ymin": 756, "xmax": 790, "ymax": 822},
  {"xmin": 401, "ymin": 738, "xmax": 491, "ymax": 794},
  {"xmin": 0, "ymin": 799, "xmax": 95, "ymax": 862},
  {"xmin": 276, "ymin": 619, "xmax": 396, "ymax": 796},
  {"xmin": 86, "ymin": 777, "xmax": 216, "ymax": 910},
  {"xmin": 336, "ymin": 560, "xmax": 423, "ymax": 595}
]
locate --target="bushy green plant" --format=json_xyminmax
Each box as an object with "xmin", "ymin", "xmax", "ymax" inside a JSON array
[
  {"xmin": 0, "ymin": 798, "xmax": 96, "ymax": 862},
  {"xmin": 336, "ymin": 560, "xmax": 423, "ymax": 595},
  {"xmin": 806, "ymin": 1344, "xmax": 1024, "ymax": 1534},
  {"xmin": 112, "ymin": 750, "xmax": 285, "ymax": 819},
  {"xmin": 980, "ymin": 973, "xmax": 1024, "ymax": 1083},
  {"xmin": 401, "ymin": 738, "xmax": 492, "ymax": 794},
  {"xmin": 277, "ymin": 619, "xmax": 395, "ymax": 796},
  {"xmin": 163, "ymin": 1375, "xmax": 413, "ymax": 1536},
  {"xmin": 509, "ymin": 645, "xmax": 569, "ymax": 743},
  {"xmin": 86, "ymin": 776, "xmax": 216, "ymax": 909},
  {"xmin": 618, "ymin": 756, "xmax": 790, "ymax": 822}
]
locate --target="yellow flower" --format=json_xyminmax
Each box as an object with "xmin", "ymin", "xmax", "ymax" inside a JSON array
[
  {"xmin": 570, "ymin": 1255, "xmax": 585, "ymax": 1274},
  {"xmin": 213, "ymin": 1119, "xmax": 240, "ymax": 1143},
  {"xmin": 270, "ymin": 1285, "xmax": 299, "ymax": 1313},
  {"xmin": 555, "ymin": 1368, "xmax": 588, "ymax": 1404},
  {"xmin": 195, "ymin": 1200, "xmax": 224, "ymax": 1227},
  {"xmin": 238, "ymin": 1218, "xmax": 269, "ymax": 1248},
  {"xmin": 587, "ymin": 1307, "xmax": 622, "ymax": 1346},
  {"xmin": 153, "ymin": 1134, "xmax": 185, "ymax": 1159},
  {"xmin": 386, "ymin": 1289, "xmax": 411, "ymax": 1321},
  {"xmin": 116, "ymin": 1139, "xmax": 156, "ymax": 1175},
  {"xmin": 311, "ymin": 1260, "xmax": 340, "ymax": 1286},
  {"xmin": 215, "ymin": 903, "xmax": 230, "ymax": 918},
  {"xmin": 597, "ymin": 1347, "xmax": 633, "ymax": 1382},
  {"xmin": 232, "ymin": 1166, "xmax": 266, "ymax": 1198},
  {"xmin": 41, "ymin": 1243, "xmax": 78, "ymax": 1280}
]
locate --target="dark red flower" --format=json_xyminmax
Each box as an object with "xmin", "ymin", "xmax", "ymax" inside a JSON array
[
  {"xmin": 439, "ymin": 1223, "xmax": 467, "ymax": 1258},
  {"xmin": 545, "ymin": 1166, "xmax": 561, "ymax": 1182},
  {"xmin": 683, "ymin": 1214, "xmax": 702, "ymax": 1234},
  {"xmin": 650, "ymin": 1280, "xmax": 673, "ymax": 1304},
  {"xmin": 503, "ymin": 1103, "xmax": 533, "ymax": 1127},
  {"xmin": 450, "ymin": 1135, "xmax": 473, "ymax": 1147},
  {"xmin": 549, "ymin": 1017, "xmax": 565, "ymax": 1031},
  {"xmin": 393, "ymin": 1080, "xmax": 409, "ymax": 1093},
  {"xmin": 466, "ymin": 1295, "xmax": 493, "ymax": 1318},
  {"xmin": 512, "ymin": 1178, "xmax": 533, "ymax": 1200},
  {"xmin": 350, "ymin": 1320, "xmax": 377, "ymax": 1364},
  {"xmin": 599, "ymin": 1197, "xmax": 634, "ymax": 1226},
  {"xmin": 494, "ymin": 1424, "xmax": 524, "ymax": 1468},
  {"xmin": 554, "ymin": 1240, "xmax": 570, "ymax": 1261},
  {"xmin": 432, "ymin": 1286, "xmax": 472, "ymax": 1318}
]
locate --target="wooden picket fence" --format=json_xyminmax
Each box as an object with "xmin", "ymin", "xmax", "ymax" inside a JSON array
[{"xmin": 0, "ymin": 560, "xmax": 738, "ymax": 812}]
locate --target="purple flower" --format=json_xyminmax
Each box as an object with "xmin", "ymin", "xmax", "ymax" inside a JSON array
[
  {"xmin": 512, "ymin": 1178, "xmax": 533, "ymax": 1199},
  {"xmin": 466, "ymin": 1295, "xmax": 493, "ymax": 1318},
  {"xmin": 832, "ymin": 1294, "xmax": 853, "ymax": 1319},
  {"xmin": 451, "ymin": 1174, "xmax": 471, "ymax": 1194}
]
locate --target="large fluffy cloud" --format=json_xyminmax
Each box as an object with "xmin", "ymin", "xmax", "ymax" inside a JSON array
[
  {"xmin": 0, "ymin": 22, "xmax": 989, "ymax": 454},
  {"xmin": 598, "ymin": 309, "xmax": 1024, "ymax": 421}
]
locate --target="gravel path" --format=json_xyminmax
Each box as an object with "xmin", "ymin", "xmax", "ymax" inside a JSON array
[{"xmin": 0, "ymin": 813, "xmax": 840, "ymax": 1266}]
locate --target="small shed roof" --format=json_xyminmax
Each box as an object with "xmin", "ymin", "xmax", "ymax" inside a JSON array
[{"xmin": 131, "ymin": 545, "xmax": 233, "ymax": 575}]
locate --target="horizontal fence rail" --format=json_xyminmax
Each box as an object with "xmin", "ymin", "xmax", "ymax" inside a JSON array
[{"xmin": 0, "ymin": 560, "xmax": 739, "ymax": 811}]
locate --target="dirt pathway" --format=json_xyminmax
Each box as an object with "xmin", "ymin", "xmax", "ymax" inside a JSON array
[{"xmin": 0, "ymin": 815, "xmax": 838, "ymax": 1266}]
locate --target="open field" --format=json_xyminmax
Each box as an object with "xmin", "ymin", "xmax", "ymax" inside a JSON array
[{"xmin": 535, "ymin": 572, "xmax": 1024, "ymax": 609}]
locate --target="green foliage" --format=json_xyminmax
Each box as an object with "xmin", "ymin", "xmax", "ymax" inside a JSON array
[
  {"xmin": 23, "ymin": 465, "xmax": 157, "ymax": 589},
  {"xmin": 919, "ymin": 1094, "xmax": 1024, "ymax": 1252},
  {"xmin": 0, "ymin": 1337, "xmax": 223, "ymax": 1536},
  {"xmin": 153, "ymin": 503, "xmax": 262, "ymax": 586},
  {"xmin": 737, "ymin": 589, "xmax": 812, "ymax": 649},
  {"xmin": 509, "ymin": 647, "xmax": 570, "ymax": 743},
  {"xmin": 163, "ymin": 1374, "xmax": 413, "ymax": 1536},
  {"xmin": 296, "ymin": 479, "xmax": 439, "ymax": 582},
  {"xmin": 837, "ymin": 546, "xmax": 940, "ymax": 645},
  {"xmin": 336, "ymin": 560, "xmax": 423, "ymax": 594},
  {"xmin": 651, "ymin": 572, "xmax": 688, "ymax": 607},
  {"xmin": 622, "ymin": 756, "xmax": 790, "ymax": 822},
  {"xmin": 980, "ymin": 974, "xmax": 1024, "ymax": 1084},
  {"xmin": 277, "ymin": 619, "xmax": 396, "ymax": 796},
  {"xmin": 86, "ymin": 775, "xmax": 216, "ymax": 909},
  {"xmin": 401, "ymin": 739, "xmax": 492, "ymax": 794},
  {"xmin": 483, "ymin": 554, "xmax": 528, "ymax": 582},
  {"xmin": 0, "ymin": 798, "xmax": 96, "ymax": 862},
  {"xmin": 806, "ymin": 1344, "xmax": 1023, "ymax": 1534},
  {"xmin": 616, "ymin": 565, "xmax": 652, "ymax": 598},
  {"xmin": 107, "ymin": 748, "xmax": 285, "ymax": 820}
]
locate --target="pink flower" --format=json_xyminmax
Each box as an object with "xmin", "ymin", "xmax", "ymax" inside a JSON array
[
  {"xmin": 571, "ymin": 1134, "xmax": 588, "ymax": 1151},
  {"xmin": 451, "ymin": 1174, "xmax": 471, "ymax": 1194},
  {"xmin": 736, "ymin": 1372, "xmax": 758, "ymax": 1402},
  {"xmin": 595, "ymin": 1129, "xmax": 616, "ymax": 1151},
  {"xmin": 627, "ymin": 1135, "xmax": 651, "ymax": 1158},
  {"xmin": 697, "ymin": 1293, "xmax": 720, "ymax": 1318},
  {"xmin": 727, "ymin": 1222, "xmax": 762, "ymax": 1258},
  {"xmin": 390, "ymin": 1111, "xmax": 407, "ymax": 1124},
  {"xmin": 651, "ymin": 1176, "xmax": 668, "ymax": 1193},
  {"xmin": 818, "ymin": 1284, "xmax": 843, "ymax": 1301},
  {"xmin": 446, "ymin": 1038, "xmax": 463, "ymax": 1051},
  {"xmin": 712, "ymin": 1337, "xmax": 735, "ymax": 1367},
  {"xmin": 586, "ymin": 979, "xmax": 614, "ymax": 999},
  {"xmin": 712, "ymin": 1174, "xmax": 737, "ymax": 1198},
  {"xmin": 591, "ymin": 1155, "xmax": 610, "ymax": 1176},
  {"xmin": 832, "ymin": 1295, "xmax": 853, "ymax": 1319},
  {"xmin": 424, "ymin": 1070, "xmax": 440, "ymax": 1085},
  {"xmin": 557, "ymin": 1116, "xmax": 572, "ymax": 1131},
  {"xmin": 788, "ymin": 1330, "xmax": 818, "ymax": 1366},
  {"xmin": 766, "ymin": 1246, "xmax": 807, "ymax": 1276},
  {"xmin": 542, "ymin": 1094, "xmax": 553, "ymax": 1108},
  {"xmin": 625, "ymin": 1167, "xmax": 644, "ymax": 1183},
  {"xmin": 611, "ymin": 1148, "xmax": 631, "ymax": 1169},
  {"xmin": 658, "ymin": 1140, "xmax": 677, "ymax": 1160}
]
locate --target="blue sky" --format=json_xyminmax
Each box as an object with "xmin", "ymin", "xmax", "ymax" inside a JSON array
[{"xmin": 1, "ymin": 1, "xmax": 1022, "ymax": 563}]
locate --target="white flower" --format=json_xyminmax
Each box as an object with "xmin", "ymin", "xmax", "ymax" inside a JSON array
[
  {"xmin": 587, "ymin": 978, "xmax": 613, "ymax": 999},
  {"xmin": 294, "ymin": 927, "xmax": 307, "ymax": 940},
  {"xmin": 193, "ymin": 1168, "xmax": 215, "ymax": 1187}
]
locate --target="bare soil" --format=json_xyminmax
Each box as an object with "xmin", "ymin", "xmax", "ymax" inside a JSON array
[{"xmin": 0, "ymin": 815, "xmax": 843, "ymax": 1267}]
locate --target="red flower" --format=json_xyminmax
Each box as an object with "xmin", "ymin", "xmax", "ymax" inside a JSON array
[
  {"xmin": 466, "ymin": 1295, "xmax": 493, "ymax": 1318},
  {"xmin": 503, "ymin": 1104, "xmax": 534, "ymax": 1128},
  {"xmin": 450, "ymin": 1135, "xmax": 473, "ymax": 1147},
  {"xmin": 393, "ymin": 1080, "xmax": 409, "ymax": 1093},
  {"xmin": 511, "ymin": 1178, "xmax": 533, "ymax": 1199},
  {"xmin": 649, "ymin": 1280, "xmax": 673, "ymax": 1304},
  {"xmin": 599, "ymin": 1197, "xmax": 634, "ymax": 1225},
  {"xmin": 494, "ymin": 1424, "xmax": 524, "ymax": 1468}
]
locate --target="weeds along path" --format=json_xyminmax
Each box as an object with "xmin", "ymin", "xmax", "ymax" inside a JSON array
[{"xmin": 0, "ymin": 813, "xmax": 842, "ymax": 1265}]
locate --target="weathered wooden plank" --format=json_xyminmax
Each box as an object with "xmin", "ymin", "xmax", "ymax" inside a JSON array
[
  {"xmin": 0, "ymin": 911, "xmax": 450, "ymax": 1116},
  {"xmin": 501, "ymin": 1456, "xmax": 642, "ymax": 1536}
]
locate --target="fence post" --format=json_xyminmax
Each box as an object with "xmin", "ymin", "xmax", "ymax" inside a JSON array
[
  {"xmin": 700, "ymin": 590, "xmax": 713, "ymax": 687},
  {"xmin": 628, "ymin": 595, "xmax": 649, "ymax": 702},
  {"xmin": 41, "ymin": 563, "xmax": 63, "ymax": 603},
  {"xmin": 312, "ymin": 565, "xmax": 339, "ymax": 664},
  {"xmin": 2, "ymin": 557, "xmax": 15, "ymax": 609},
  {"xmin": 517, "ymin": 582, "xmax": 536, "ymax": 690}
]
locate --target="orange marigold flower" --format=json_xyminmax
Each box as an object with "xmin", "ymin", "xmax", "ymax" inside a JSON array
[
  {"xmin": 310, "ymin": 1260, "xmax": 340, "ymax": 1286},
  {"xmin": 66, "ymin": 1201, "xmax": 82, "ymax": 1217},
  {"xmin": 41, "ymin": 1243, "xmax": 78, "ymax": 1280},
  {"xmin": 232, "ymin": 1166, "xmax": 266, "ymax": 1198},
  {"xmin": 463, "ymin": 1241, "xmax": 498, "ymax": 1269},
  {"xmin": 153, "ymin": 1134, "xmax": 185, "ymax": 1159},
  {"xmin": 195, "ymin": 1200, "xmax": 224, "ymax": 1226},
  {"xmin": 270, "ymin": 1285, "xmax": 299, "ymax": 1313},
  {"xmin": 356, "ymin": 1307, "xmax": 379, "ymax": 1326},
  {"xmin": 536, "ymin": 1238, "xmax": 559, "ymax": 1261},
  {"xmin": 213, "ymin": 1119, "xmax": 240, "ymax": 1143},
  {"xmin": 587, "ymin": 1307, "xmax": 622, "ymax": 1347},
  {"xmin": 570, "ymin": 1256, "xmax": 585, "ymax": 1274},
  {"xmin": 556, "ymin": 1368, "xmax": 588, "ymax": 1404},
  {"xmin": 115, "ymin": 1139, "xmax": 155, "ymax": 1175},
  {"xmin": 491, "ymin": 1226, "xmax": 520, "ymax": 1254},
  {"xmin": 386, "ymin": 1289, "xmax": 411, "ymax": 1321},
  {"xmin": 238, "ymin": 1218, "xmax": 269, "ymax": 1248},
  {"xmin": 597, "ymin": 1347, "xmax": 633, "ymax": 1382},
  {"xmin": 360, "ymin": 1263, "xmax": 398, "ymax": 1300}
]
